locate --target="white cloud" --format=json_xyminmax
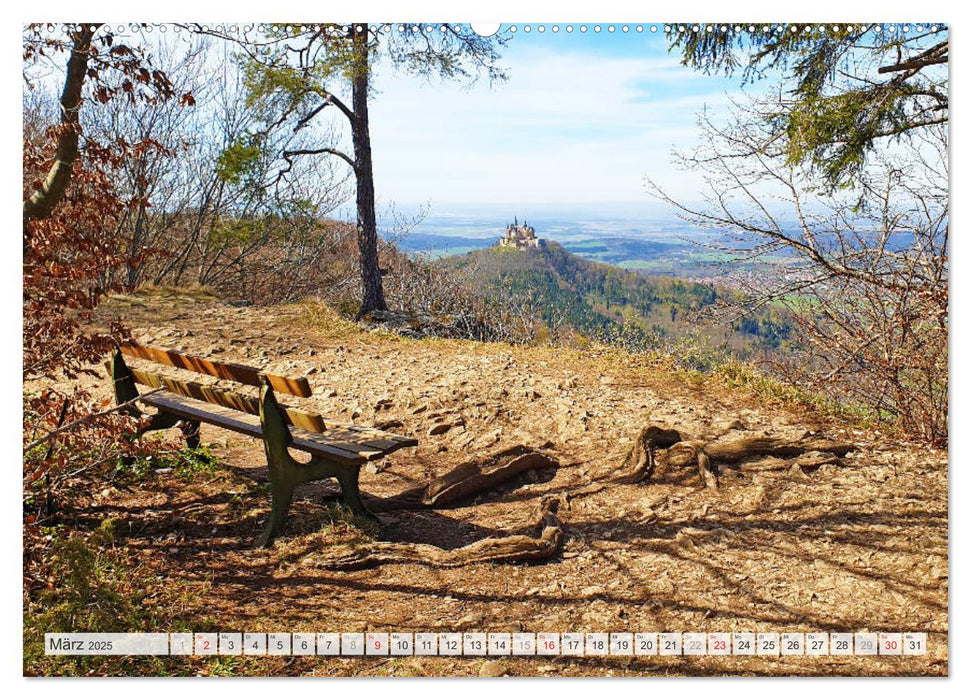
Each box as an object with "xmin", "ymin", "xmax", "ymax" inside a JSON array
[{"xmin": 345, "ymin": 45, "xmax": 738, "ymax": 206}]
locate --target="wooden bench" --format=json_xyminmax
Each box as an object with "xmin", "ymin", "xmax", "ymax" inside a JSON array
[{"xmin": 108, "ymin": 344, "xmax": 417, "ymax": 547}]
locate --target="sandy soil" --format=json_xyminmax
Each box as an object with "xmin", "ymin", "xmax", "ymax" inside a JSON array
[{"xmin": 68, "ymin": 290, "xmax": 947, "ymax": 676}]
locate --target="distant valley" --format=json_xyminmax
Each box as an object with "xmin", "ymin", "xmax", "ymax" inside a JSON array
[{"xmin": 387, "ymin": 209, "xmax": 796, "ymax": 280}]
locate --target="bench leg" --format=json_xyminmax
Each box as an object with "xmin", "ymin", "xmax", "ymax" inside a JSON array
[
  {"xmin": 336, "ymin": 465, "xmax": 374, "ymax": 519},
  {"xmin": 180, "ymin": 420, "xmax": 201, "ymax": 449},
  {"xmin": 257, "ymin": 380, "xmax": 378, "ymax": 547},
  {"xmin": 110, "ymin": 347, "xmax": 141, "ymax": 416},
  {"xmin": 112, "ymin": 349, "xmax": 180, "ymax": 470},
  {"xmin": 256, "ymin": 477, "xmax": 296, "ymax": 548},
  {"xmin": 111, "ymin": 348, "xmax": 187, "ymax": 441},
  {"xmin": 144, "ymin": 410, "xmax": 181, "ymax": 433}
]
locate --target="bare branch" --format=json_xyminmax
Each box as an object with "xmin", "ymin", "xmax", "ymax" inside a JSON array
[
  {"xmin": 283, "ymin": 146, "xmax": 356, "ymax": 172},
  {"xmin": 24, "ymin": 389, "xmax": 163, "ymax": 453}
]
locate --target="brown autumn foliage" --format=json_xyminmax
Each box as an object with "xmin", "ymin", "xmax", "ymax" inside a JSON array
[{"xmin": 23, "ymin": 25, "xmax": 188, "ymax": 527}]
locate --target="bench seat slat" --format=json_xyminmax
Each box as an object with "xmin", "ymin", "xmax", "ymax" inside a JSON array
[
  {"xmin": 141, "ymin": 392, "xmax": 416, "ymax": 464},
  {"xmin": 322, "ymin": 420, "xmax": 419, "ymax": 450},
  {"xmin": 142, "ymin": 393, "xmax": 365, "ymax": 464},
  {"xmin": 121, "ymin": 344, "xmax": 312, "ymax": 398},
  {"xmin": 301, "ymin": 426, "xmax": 412, "ymax": 457},
  {"xmin": 323, "ymin": 428, "xmax": 415, "ymax": 451}
]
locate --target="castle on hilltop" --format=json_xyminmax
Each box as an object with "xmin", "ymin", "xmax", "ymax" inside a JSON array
[{"xmin": 498, "ymin": 217, "xmax": 545, "ymax": 250}]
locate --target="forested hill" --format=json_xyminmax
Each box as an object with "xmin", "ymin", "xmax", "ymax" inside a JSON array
[{"xmin": 442, "ymin": 242, "xmax": 791, "ymax": 353}]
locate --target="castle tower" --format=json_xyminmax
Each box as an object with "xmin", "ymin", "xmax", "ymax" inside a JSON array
[{"xmin": 498, "ymin": 216, "xmax": 544, "ymax": 249}]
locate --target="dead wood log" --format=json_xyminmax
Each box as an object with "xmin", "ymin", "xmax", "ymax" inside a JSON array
[
  {"xmin": 372, "ymin": 446, "xmax": 559, "ymax": 511},
  {"xmin": 309, "ymin": 498, "xmax": 564, "ymax": 570}
]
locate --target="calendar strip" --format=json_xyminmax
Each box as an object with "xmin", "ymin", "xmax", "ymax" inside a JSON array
[{"xmin": 46, "ymin": 631, "xmax": 927, "ymax": 657}]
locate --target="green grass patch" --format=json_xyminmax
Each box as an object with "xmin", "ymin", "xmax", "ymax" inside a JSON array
[
  {"xmin": 117, "ymin": 445, "xmax": 220, "ymax": 482},
  {"xmin": 318, "ymin": 501, "xmax": 380, "ymax": 541},
  {"xmin": 293, "ymin": 299, "xmax": 362, "ymax": 338}
]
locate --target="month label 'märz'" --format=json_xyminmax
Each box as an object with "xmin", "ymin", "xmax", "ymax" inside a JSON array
[{"xmin": 44, "ymin": 633, "xmax": 168, "ymax": 656}]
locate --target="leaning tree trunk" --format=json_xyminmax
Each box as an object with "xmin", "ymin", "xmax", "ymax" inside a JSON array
[
  {"xmin": 23, "ymin": 24, "xmax": 97, "ymax": 237},
  {"xmin": 350, "ymin": 23, "xmax": 387, "ymax": 317}
]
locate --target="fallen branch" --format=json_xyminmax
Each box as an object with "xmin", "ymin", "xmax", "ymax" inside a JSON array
[{"xmin": 310, "ymin": 498, "xmax": 563, "ymax": 570}]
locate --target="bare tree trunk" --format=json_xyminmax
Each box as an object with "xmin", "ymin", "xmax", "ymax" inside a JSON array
[
  {"xmin": 23, "ymin": 25, "xmax": 98, "ymax": 233},
  {"xmin": 126, "ymin": 183, "xmax": 149, "ymax": 289},
  {"xmin": 350, "ymin": 23, "xmax": 387, "ymax": 317}
]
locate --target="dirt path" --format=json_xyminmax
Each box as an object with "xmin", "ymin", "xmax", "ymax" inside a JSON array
[{"xmin": 73, "ymin": 290, "xmax": 947, "ymax": 676}]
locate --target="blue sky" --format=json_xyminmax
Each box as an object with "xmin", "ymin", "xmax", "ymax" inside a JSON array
[
  {"xmin": 363, "ymin": 25, "xmax": 742, "ymax": 213},
  {"xmin": 24, "ymin": 22, "xmax": 741, "ymax": 218}
]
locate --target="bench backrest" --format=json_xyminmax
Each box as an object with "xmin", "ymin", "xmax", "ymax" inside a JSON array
[
  {"xmin": 119, "ymin": 344, "xmax": 311, "ymax": 397},
  {"xmin": 112, "ymin": 344, "xmax": 327, "ymax": 432}
]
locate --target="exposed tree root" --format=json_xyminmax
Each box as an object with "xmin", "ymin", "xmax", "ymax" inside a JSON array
[
  {"xmin": 371, "ymin": 446, "xmax": 559, "ymax": 511},
  {"xmin": 309, "ymin": 498, "xmax": 563, "ymax": 570},
  {"xmin": 621, "ymin": 426, "xmax": 856, "ymax": 489},
  {"xmin": 700, "ymin": 436, "xmax": 855, "ymax": 464},
  {"xmin": 792, "ymin": 450, "xmax": 844, "ymax": 472},
  {"xmin": 612, "ymin": 425, "xmax": 681, "ymax": 484},
  {"xmin": 300, "ymin": 427, "xmax": 852, "ymax": 568}
]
